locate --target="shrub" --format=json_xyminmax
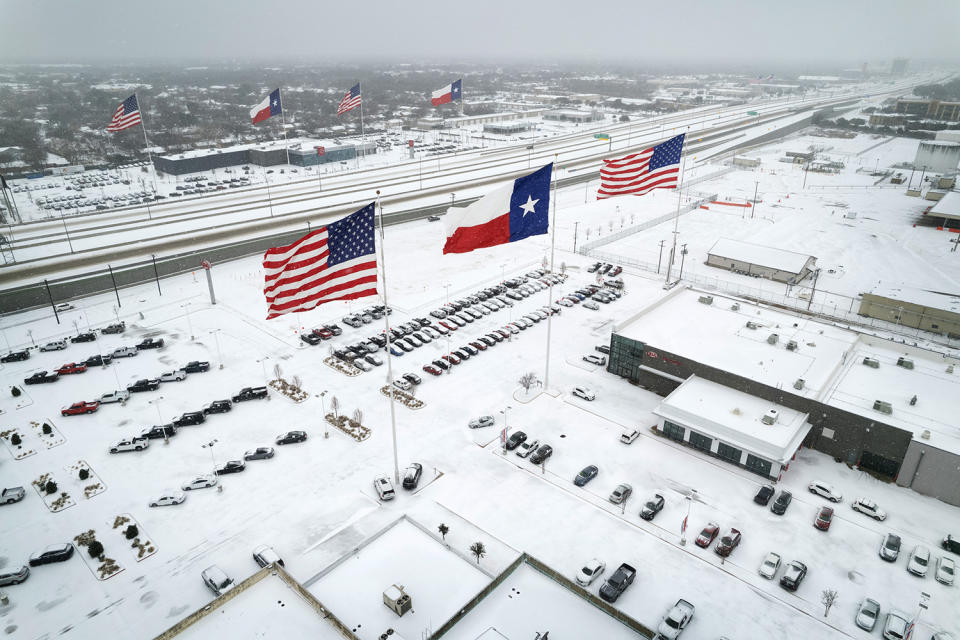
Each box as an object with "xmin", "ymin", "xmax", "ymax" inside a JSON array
[
  {"xmin": 79, "ymin": 468, "xmax": 90, "ymax": 480},
  {"xmin": 88, "ymin": 540, "xmax": 104, "ymax": 559},
  {"xmin": 10, "ymin": 433, "xmax": 21, "ymax": 446},
  {"xmin": 124, "ymin": 525, "xmax": 139, "ymax": 540},
  {"xmin": 11, "ymin": 386, "xmax": 21, "ymax": 397},
  {"xmin": 42, "ymin": 423, "xmax": 52, "ymax": 435},
  {"xmin": 45, "ymin": 480, "xmax": 58, "ymax": 494}
]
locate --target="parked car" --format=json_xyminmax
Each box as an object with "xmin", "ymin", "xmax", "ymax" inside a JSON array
[
  {"xmin": 202, "ymin": 400, "xmax": 232, "ymax": 414},
  {"xmin": 779, "ymin": 560, "xmax": 807, "ymax": 591},
  {"xmin": 576, "ymin": 558, "xmax": 606, "ymax": 586},
  {"xmin": 516, "ymin": 439, "xmax": 540, "ymax": 459},
  {"xmin": 201, "ymin": 565, "xmax": 235, "ymax": 596},
  {"xmin": 505, "ymin": 431, "xmax": 527, "ymax": 450},
  {"xmin": 98, "ymin": 390, "xmax": 130, "ymax": 404},
  {"xmin": 814, "ymin": 506, "xmax": 834, "ymax": 531},
  {"xmin": 136, "ymin": 337, "xmax": 164, "ymax": 350},
  {"xmin": 572, "ymin": 386, "xmax": 596, "ymax": 401},
  {"xmin": 141, "ymin": 424, "xmax": 177, "ymax": 440},
  {"xmin": 127, "ymin": 378, "xmax": 160, "ymax": 392},
  {"xmin": 935, "ymin": 556, "xmax": 955, "ymax": 585},
  {"xmin": 183, "ymin": 361, "xmax": 211, "ymax": 373},
  {"xmin": 276, "ymin": 430, "xmax": 307, "ymax": 445},
  {"xmin": 172, "ymin": 412, "xmax": 205, "ymax": 426},
  {"xmin": 215, "ymin": 460, "xmax": 246, "ymax": 475},
  {"xmin": 159, "ymin": 369, "xmax": 187, "ymax": 382},
  {"xmin": 61, "ymin": 400, "xmax": 99, "ymax": 416},
  {"xmin": 759, "ymin": 551, "xmax": 782, "ymax": 579},
  {"xmin": 24, "ymin": 370, "xmax": 59, "ymax": 385},
  {"xmin": 300, "ymin": 332, "xmax": 322, "ymax": 345},
  {"xmin": 253, "ymin": 545, "xmax": 284, "ymax": 568},
  {"xmin": 393, "ymin": 378, "xmax": 412, "ymax": 391},
  {"xmin": 84, "ymin": 354, "xmax": 112, "ymax": 367},
  {"xmin": 423, "ymin": 364, "xmax": 442, "ymax": 376},
  {"xmin": 656, "ymin": 599, "xmax": 695, "ymax": 640},
  {"xmin": 852, "ymin": 497, "xmax": 887, "ymax": 521},
  {"xmin": 109, "ymin": 437, "xmax": 149, "ymax": 453},
  {"xmin": 101, "ymin": 322, "xmax": 126, "ymax": 334},
  {"xmin": 583, "ymin": 301, "xmax": 600, "ymax": 311},
  {"xmin": 402, "ymin": 463, "xmax": 423, "ymax": 489},
  {"xmin": 530, "ymin": 444, "xmax": 553, "ymax": 465},
  {"xmin": 907, "ymin": 545, "xmax": 931, "ymax": 577},
  {"xmin": 880, "ymin": 533, "xmax": 902, "ymax": 562},
  {"xmin": 111, "ymin": 346, "xmax": 138, "ymax": 358},
  {"xmin": 39, "ymin": 340, "xmax": 68, "ymax": 352},
  {"xmin": 754, "ymin": 484, "xmax": 775, "ymax": 505},
  {"xmin": 574, "ymin": 465, "xmax": 598, "ymax": 487},
  {"xmin": 855, "ymin": 598, "xmax": 881, "ymax": 632},
  {"xmin": 610, "ymin": 483, "xmax": 633, "ymax": 504},
  {"xmin": 583, "ymin": 354, "xmax": 607, "ymax": 366},
  {"xmin": 374, "ymin": 475, "xmax": 395, "ymax": 500},
  {"xmin": 599, "ymin": 563, "xmax": 636, "ymax": 603},
  {"xmin": 715, "ymin": 528, "xmax": 742, "ymax": 557},
  {"xmin": 640, "ymin": 494, "xmax": 665, "ymax": 520},
  {"xmin": 1, "ymin": 350, "xmax": 30, "ymax": 362},
  {"xmin": 182, "ymin": 475, "xmax": 218, "ymax": 491},
  {"xmin": 1, "ymin": 486, "xmax": 26, "ymax": 505},
  {"xmin": 808, "ymin": 480, "xmax": 842, "ymax": 502},
  {"xmin": 70, "ymin": 332, "xmax": 96, "ymax": 343},
  {"xmin": 696, "ymin": 523, "xmax": 720, "ymax": 549},
  {"xmin": 0, "ymin": 565, "xmax": 29, "ymax": 586},
  {"xmin": 29, "ymin": 543, "xmax": 75, "ymax": 566},
  {"xmin": 244, "ymin": 447, "xmax": 275, "ymax": 461},
  {"xmin": 771, "ymin": 490, "xmax": 792, "ymax": 515},
  {"xmin": 149, "ymin": 491, "xmax": 187, "ymax": 507},
  {"xmin": 882, "ymin": 610, "xmax": 909, "ymax": 640},
  {"xmin": 232, "ymin": 386, "xmax": 268, "ymax": 402}
]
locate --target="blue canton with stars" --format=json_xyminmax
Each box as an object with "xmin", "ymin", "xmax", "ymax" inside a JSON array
[
  {"xmin": 326, "ymin": 202, "xmax": 376, "ymax": 266},
  {"xmin": 450, "ymin": 79, "xmax": 462, "ymax": 102},
  {"xmin": 649, "ymin": 133, "xmax": 685, "ymax": 171},
  {"xmin": 507, "ymin": 163, "xmax": 552, "ymax": 243}
]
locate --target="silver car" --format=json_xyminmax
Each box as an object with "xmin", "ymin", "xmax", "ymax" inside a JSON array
[
  {"xmin": 516, "ymin": 439, "xmax": 540, "ymax": 459},
  {"xmin": 907, "ymin": 545, "xmax": 930, "ymax": 577},
  {"xmin": 609, "ymin": 483, "xmax": 633, "ymax": 504},
  {"xmin": 201, "ymin": 565, "xmax": 235, "ymax": 596},
  {"xmin": 882, "ymin": 610, "xmax": 909, "ymax": 640},
  {"xmin": 759, "ymin": 552, "xmax": 781, "ymax": 580},
  {"xmin": 0, "ymin": 565, "xmax": 29, "ymax": 586},
  {"xmin": 936, "ymin": 555, "xmax": 955, "ymax": 585},
  {"xmin": 855, "ymin": 598, "xmax": 880, "ymax": 631},
  {"xmin": 159, "ymin": 369, "xmax": 187, "ymax": 382},
  {"xmin": 181, "ymin": 475, "xmax": 218, "ymax": 491},
  {"xmin": 253, "ymin": 544, "xmax": 284, "ymax": 568}
]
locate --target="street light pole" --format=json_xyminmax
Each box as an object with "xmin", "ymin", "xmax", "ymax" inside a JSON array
[
  {"xmin": 752, "ymin": 181, "xmax": 759, "ymax": 219},
  {"xmin": 182, "ymin": 303, "xmax": 194, "ymax": 340},
  {"xmin": 500, "ymin": 406, "xmax": 511, "ymax": 454},
  {"xmin": 678, "ymin": 244, "xmax": 688, "ymax": 280},
  {"xmin": 657, "ymin": 240, "xmax": 665, "ymax": 274},
  {"xmin": 319, "ymin": 390, "xmax": 328, "ymax": 438},
  {"xmin": 209, "ymin": 329, "xmax": 223, "ymax": 369},
  {"xmin": 573, "ymin": 221, "xmax": 579, "ymax": 253}
]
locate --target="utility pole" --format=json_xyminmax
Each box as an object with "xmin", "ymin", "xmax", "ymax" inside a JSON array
[
  {"xmin": 807, "ymin": 268, "xmax": 821, "ymax": 311},
  {"xmin": 678, "ymin": 244, "xmax": 688, "ymax": 280},
  {"xmin": 657, "ymin": 240, "xmax": 665, "ymax": 274},
  {"xmin": 752, "ymin": 181, "xmax": 759, "ymax": 219},
  {"xmin": 151, "ymin": 254, "xmax": 162, "ymax": 295},
  {"xmin": 573, "ymin": 221, "xmax": 579, "ymax": 253}
]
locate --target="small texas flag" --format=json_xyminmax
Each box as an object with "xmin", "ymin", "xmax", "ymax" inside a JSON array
[
  {"xmin": 250, "ymin": 89, "xmax": 282, "ymax": 125},
  {"xmin": 431, "ymin": 79, "xmax": 462, "ymax": 106}
]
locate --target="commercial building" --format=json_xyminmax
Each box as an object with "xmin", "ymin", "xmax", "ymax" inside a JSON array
[
  {"xmin": 153, "ymin": 138, "xmax": 371, "ymax": 176},
  {"xmin": 607, "ymin": 288, "xmax": 960, "ymax": 504},
  {"xmin": 925, "ymin": 190, "xmax": 960, "ymax": 227},
  {"xmin": 543, "ymin": 109, "xmax": 605, "ymax": 124},
  {"xmin": 869, "ymin": 113, "xmax": 906, "ymax": 126},
  {"xmin": 706, "ymin": 238, "xmax": 817, "ymax": 283},
  {"xmin": 483, "ymin": 120, "xmax": 534, "ymax": 135},
  {"xmin": 858, "ymin": 284, "xmax": 960, "ymax": 339},
  {"xmin": 914, "ymin": 140, "xmax": 960, "ymax": 173},
  {"xmin": 896, "ymin": 98, "xmax": 960, "ymax": 121}
]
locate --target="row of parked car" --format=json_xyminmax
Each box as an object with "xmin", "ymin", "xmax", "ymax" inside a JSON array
[
  {"xmin": 373, "ymin": 463, "xmax": 425, "ymax": 500},
  {"xmin": 556, "ymin": 281, "xmax": 623, "ymax": 312},
  {"xmin": 3, "ymin": 321, "xmax": 130, "ymax": 362}
]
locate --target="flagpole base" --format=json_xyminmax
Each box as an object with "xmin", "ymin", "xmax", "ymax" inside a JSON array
[{"xmin": 680, "ymin": 537, "xmax": 687, "ymax": 546}]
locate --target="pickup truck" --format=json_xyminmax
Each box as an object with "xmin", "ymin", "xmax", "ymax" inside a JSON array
[
  {"xmin": 1, "ymin": 487, "xmax": 26, "ymax": 505},
  {"xmin": 599, "ymin": 562, "xmax": 636, "ymax": 603},
  {"xmin": 655, "ymin": 599, "xmax": 695, "ymax": 639},
  {"xmin": 232, "ymin": 386, "xmax": 268, "ymax": 402}
]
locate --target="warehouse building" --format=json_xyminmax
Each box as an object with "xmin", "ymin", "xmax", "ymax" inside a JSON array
[
  {"xmin": 706, "ymin": 238, "xmax": 816, "ymax": 283},
  {"xmin": 914, "ymin": 140, "xmax": 960, "ymax": 174},
  {"xmin": 543, "ymin": 109, "xmax": 605, "ymax": 123},
  {"xmin": 606, "ymin": 288, "xmax": 960, "ymax": 504},
  {"xmin": 153, "ymin": 138, "xmax": 371, "ymax": 176},
  {"xmin": 483, "ymin": 120, "xmax": 534, "ymax": 135},
  {"xmin": 858, "ymin": 284, "xmax": 960, "ymax": 339},
  {"xmin": 924, "ymin": 190, "xmax": 960, "ymax": 228}
]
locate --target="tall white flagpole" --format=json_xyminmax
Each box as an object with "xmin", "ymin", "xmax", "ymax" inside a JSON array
[
  {"xmin": 278, "ymin": 88, "xmax": 291, "ymax": 167},
  {"xmin": 544, "ymin": 156, "xmax": 558, "ymax": 392},
  {"xmin": 135, "ymin": 92, "xmax": 155, "ymax": 220},
  {"xmin": 376, "ymin": 190, "xmax": 401, "ymax": 484},
  {"xmin": 359, "ymin": 81, "xmax": 365, "ymax": 169},
  {"xmin": 460, "ymin": 77, "xmax": 464, "ymax": 117},
  {"xmin": 664, "ymin": 132, "xmax": 688, "ymax": 285}
]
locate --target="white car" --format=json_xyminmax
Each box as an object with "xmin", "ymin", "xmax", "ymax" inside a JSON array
[
  {"xmin": 583, "ymin": 354, "xmax": 606, "ymax": 366},
  {"xmin": 109, "ymin": 437, "xmax": 149, "ymax": 453},
  {"xmin": 807, "ymin": 480, "xmax": 842, "ymax": 503},
  {"xmin": 181, "ymin": 475, "xmax": 218, "ymax": 491},
  {"xmin": 557, "ymin": 298, "xmax": 574, "ymax": 307},
  {"xmin": 98, "ymin": 390, "xmax": 130, "ymax": 404},
  {"xmin": 576, "ymin": 558, "xmax": 606, "ymax": 586},
  {"xmin": 516, "ymin": 439, "xmax": 540, "ymax": 459},
  {"xmin": 572, "ymin": 386, "xmax": 596, "ymax": 401},
  {"xmin": 159, "ymin": 369, "xmax": 187, "ymax": 382},
  {"xmin": 583, "ymin": 301, "xmax": 600, "ymax": 311},
  {"xmin": 54, "ymin": 303, "xmax": 74, "ymax": 312},
  {"xmin": 851, "ymin": 497, "xmax": 886, "ymax": 521},
  {"xmin": 882, "ymin": 610, "xmax": 909, "ymax": 640},
  {"xmin": 39, "ymin": 340, "xmax": 68, "ymax": 352},
  {"xmin": 111, "ymin": 346, "xmax": 138, "ymax": 358},
  {"xmin": 907, "ymin": 545, "xmax": 930, "ymax": 577},
  {"xmin": 253, "ymin": 544, "xmax": 284, "ymax": 568},
  {"xmin": 468, "ymin": 415, "xmax": 495, "ymax": 429},
  {"xmin": 374, "ymin": 475, "xmax": 395, "ymax": 501},
  {"xmin": 354, "ymin": 359, "xmax": 372, "ymax": 372},
  {"xmin": 393, "ymin": 379, "xmax": 412, "ymax": 391},
  {"xmin": 201, "ymin": 565, "xmax": 235, "ymax": 596},
  {"xmin": 759, "ymin": 552, "xmax": 781, "ymax": 579},
  {"xmin": 936, "ymin": 556, "xmax": 955, "ymax": 585},
  {"xmin": 149, "ymin": 491, "xmax": 186, "ymax": 507}
]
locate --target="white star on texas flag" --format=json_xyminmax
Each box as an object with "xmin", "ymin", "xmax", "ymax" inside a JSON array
[{"xmin": 519, "ymin": 195, "xmax": 539, "ymax": 216}]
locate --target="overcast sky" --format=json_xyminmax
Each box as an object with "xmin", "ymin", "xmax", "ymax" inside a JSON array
[{"xmin": 1, "ymin": 0, "xmax": 957, "ymax": 67}]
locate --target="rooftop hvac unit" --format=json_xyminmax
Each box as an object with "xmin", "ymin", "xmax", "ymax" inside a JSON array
[
  {"xmin": 383, "ymin": 584, "xmax": 412, "ymax": 617},
  {"xmin": 794, "ymin": 378, "xmax": 805, "ymax": 390},
  {"xmin": 873, "ymin": 400, "xmax": 893, "ymax": 415},
  {"xmin": 698, "ymin": 295, "xmax": 714, "ymax": 305},
  {"xmin": 921, "ymin": 430, "xmax": 931, "ymax": 440},
  {"xmin": 767, "ymin": 333, "xmax": 779, "ymax": 345},
  {"xmin": 862, "ymin": 357, "xmax": 880, "ymax": 369},
  {"xmin": 896, "ymin": 357, "xmax": 914, "ymax": 370},
  {"xmin": 761, "ymin": 409, "xmax": 779, "ymax": 425},
  {"xmin": 731, "ymin": 303, "xmax": 740, "ymax": 311},
  {"xmin": 746, "ymin": 321, "xmax": 759, "ymax": 330},
  {"xmin": 786, "ymin": 340, "xmax": 798, "ymax": 351}
]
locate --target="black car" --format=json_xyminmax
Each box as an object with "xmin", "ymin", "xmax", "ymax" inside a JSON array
[
  {"xmin": 24, "ymin": 371, "xmax": 59, "ymax": 385},
  {"xmin": 101, "ymin": 322, "xmax": 125, "ymax": 334},
  {"xmin": 505, "ymin": 431, "xmax": 527, "ymax": 450},
  {"xmin": 943, "ymin": 534, "xmax": 960, "ymax": 556},
  {"xmin": 172, "ymin": 412, "xmax": 205, "ymax": 426},
  {"xmin": 779, "ymin": 560, "xmax": 807, "ymax": 591},
  {"xmin": 530, "ymin": 444, "xmax": 553, "ymax": 465},
  {"xmin": 127, "ymin": 378, "xmax": 160, "ymax": 393},
  {"xmin": 323, "ymin": 323, "xmax": 342, "ymax": 336},
  {"xmin": 402, "ymin": 373, "xmax": 422, "ymax": 386},
  {"xmin": 28, "ymin": 543, "xmax": 75, "ymax": 567},
  {"xmin": 754, "ymin": 484, "xmax": 775, "ymax": 506},
  {"xmin": 215, "ymin": 460, "xmax": 246, "ymax": 475},
  {"xmin": 70, "ymin": 332, "xmax": 96, "ymax": 343},
  {"xmin": 232, "ymin": 386, "xmax": 268, "ymax": 402},
  {"xmin": 202, "ymin": 400, "xmax": 232, "ymax": 415},
  {"xmin": 84, "ymin": 354, "xmax": 112, "ymax": 367},
  {"xmin": 136, "ymin": 337, "xmax": 164, "ymax": 350},
  {"xmin": 771, "ymin": 490, "xmax": 793, "ymax": 515},
  {"xmin": 574, "ymin": 465, "xmax": 598, "ymax": 487},
  {"xmin": 368, "ymin": 335, "xmax": 387, "ymax": 347},
  {"xmin": 1, "ymin": 350, "xmax": 30, "ymax": 362},
  {"xmin": 300, "ymin": 332, "xmax": 322, "ymax": 345},
  {"xmin": 276, "ymin": 430, "xmax": 307, "ymax": 445},
  {"xmin": 402, "ymin": 463, "xmax": 423, "ymax": 489},
  {"xmin": 183, "ymin": 361, "xmax": 210, "ymax": 373},
  {"xmin": 141, "ymin": 424, "xmax": 178, "ymax": 439},
  {"xmin": 432, "ymin": 359, "xmax": 449, "ymax": 371},
  {"xmin": 640, "ymin": 494, "xmax": 665, "ymax": 520}
]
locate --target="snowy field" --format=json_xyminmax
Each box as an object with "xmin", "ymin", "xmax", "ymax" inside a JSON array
[{"xmin": 1, "ymin": 128, "xmax": 958, "ymax": 640}]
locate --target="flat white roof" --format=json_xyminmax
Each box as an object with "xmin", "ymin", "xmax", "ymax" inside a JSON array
[
  {"xmin": 654, "ymin": 375, "xmax": 811, "ymax": 464},
  {"xmin": 708, "ymin": 238, "xmax": 814, "ymax": 274},
  {"xmin": 161, "ymin": 138, "xmax": 351, "ymax": 160},
  {"xmin": 866, "ymin": 284, "xmax": 960, "ymax": 314},
  {"xmin": 928, "ymin": 190, "xmax": 960, "ymax": 220},
  {"xmin": 618, "ymin": 289, "xmax": 859, "ymax": 399}
]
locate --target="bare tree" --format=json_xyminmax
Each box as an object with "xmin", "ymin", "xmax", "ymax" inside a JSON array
[
  {"xmin": 290, "ymin": 375, "xmax": 302, "ymax": 393},
  {"xmin": 272, "ymin": 363, "xmax": 283, "ymax": 381},
  {"xmin": 352, "ymin": 408, "xmax": 363, "ymax": 426},
  {"xmin": 519, "ymin": 372, "xmax": 539, "ymax": 393},
  {"xmin": 438, "ymin": 523, "xmax": 449, "ymax": 541},
  {"xmin": 330, "ymin": 396, "xmax": 340, "ymax": 421},
  {"xmin": 469, "ymin": 541, "xmax": 487, "ymax": 565},
  {"xmin": 821, "ymin": 589, "xmax": 838, "ymax": 617}
]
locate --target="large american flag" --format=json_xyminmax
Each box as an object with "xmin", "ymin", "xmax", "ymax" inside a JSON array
[
  {"xmin": 337, "ymin": 83, "xmax": 362, "ymax": 116},
  {"xmin": 106, "ymin": 94, "xmax": 143, "ymax": 132},
  {"xmin": 263, "ymin": 203, "xmax": 378, "ymax": 319},
  {"xmin": 597, "ymin": 133, "xmax": 685, "ymax": 199}
]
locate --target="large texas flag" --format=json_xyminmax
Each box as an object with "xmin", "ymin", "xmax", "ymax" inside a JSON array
[
  {"xmin": 443, "ymin": 164, "xmax": 552, "ymax": 255},
  {"xmin": 250, "ymin": 89, "xmax": 282, "ymax": 125},
  {"xmin": 431, "ymin": 79, "xmax": 462, "ymax": 106}
]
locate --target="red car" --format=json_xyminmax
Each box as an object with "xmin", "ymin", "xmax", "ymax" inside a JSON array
[
  {"xmin": 61, "ymin": 400, "xmax": 100, "ymax": 416},
  {"xmin": 56, "ymin": 362, "xmax": 87, "ymax": 375},
  {"xmin": 439, "ymin": 320, "xmax": 457, "ymax": 332},
  {"xmin": 814, "ymin": 506, "xmax": 834, "ymax": 531},
  {"xmin": 311, "ymin": 327, "xmax": 334, "ymax": 340},
  {"xmin": 442, "ymin": 353, "xmax": 461, "ymax": 366},
  {"xmin": 715, "ymin": 528, "xmax": 742, "ymax": 557},
  {"xmin": 695, "ymin": 522, "xmax": 719, "ymax": 548},
  {"xmin": 469, "ymin": 341, "xmax": 487, "ymax": 351},
  {"xmin": 422, "ymin": 364, "xmax": 442, "ymax": 376}
]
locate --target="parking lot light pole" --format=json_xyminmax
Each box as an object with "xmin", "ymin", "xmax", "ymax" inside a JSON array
[
  {"xmin": 150, "ymin": 396, "xmax": 167, "ymax": 444},
  {"xmin": 209, "ymin": 329, "xmax": 223, "ymax": 369},
  {"xmin": 499, "ymin": 406, "xmax": 511, "ymax": 455},
  {"xmin": 202, "ymin": 439, "xmax": 218, "ymax": 480},
  {"xmin": 319, "ymin": 390, "xmax": 328, "ymax": 438},
  {"xmin": 181, "ymin": 303, "xmax": 194, "ymax": 341},
  {"xmin": 680, "ymin": 495, "xmax": 692, "ymax": 545}
]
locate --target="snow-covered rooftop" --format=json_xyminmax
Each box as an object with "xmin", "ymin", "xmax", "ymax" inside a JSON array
[
  {"xmin": 928, "ymin": 190, "xmax": 960, "ymax": 221},
  {"xmin": 161, "ymin": 137, "xmax": 354, "ymax": 160},
  {"xmin": 866, "ymin": 284, "xmax": 960, "ymax": 314},
  {"xmin": 654, "ymin": 375, "xmax": 811, "ymax": 464},
  {"xmin": 707, "ymin": 237, "xmax": 814, "ymax": 274}
]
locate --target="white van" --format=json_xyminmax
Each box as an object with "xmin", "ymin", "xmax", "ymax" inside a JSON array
[
  {"xmin": 620, "ymin": 429, "xmax": 640, "ymax": 444},
  {"xmin": 374, "ymin": 475, "xmax": 395, "ymax": 501}
]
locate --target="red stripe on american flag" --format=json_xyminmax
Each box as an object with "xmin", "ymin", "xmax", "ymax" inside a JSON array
[
  {"xmin": 597, "ymin": 145, "xmax": 679, "ymax": 199},
  {"xmin": 597, "ymin": 167, "xmax": 679, "ymax": 199},
  {"xmin": 106, "ymin": 106, "xmax": 142, "ymax": 132}
]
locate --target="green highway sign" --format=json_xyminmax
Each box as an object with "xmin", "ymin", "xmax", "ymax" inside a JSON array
[{"xmin": 594, "ymin": 133, "xmax": 610, "ymax": 140}]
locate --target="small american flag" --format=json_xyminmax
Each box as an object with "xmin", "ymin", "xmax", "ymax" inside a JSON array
[
  {"xmin": 597, "ymin": 133, "xmax": 685, "ymax": 199},
  {"xmin": 337, "ymin": 84, "xmax": 362, "ymax": 116},
  {"xmin": 263, "ymin": 203, "xmax": 378, "ymax": 319},
  {"xmin": 106, "ymin": 94, "xmax": 142, "ymax": 132}
]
